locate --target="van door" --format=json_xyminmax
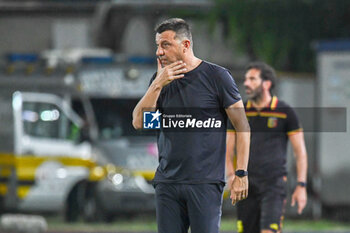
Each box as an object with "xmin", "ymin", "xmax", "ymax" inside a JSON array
[{"xmin": 11, "ymin": 92, "xmax": 92, "ymax": 211}]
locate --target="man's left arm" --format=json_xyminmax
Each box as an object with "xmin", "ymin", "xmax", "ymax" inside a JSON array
[
  {"xmin": 217, "ymin": 69, "xmax": 250, "ymax": 205},
  {"xmin": 289, "ymin": 131, "xmax": 308, "ymax": 214},
  {"xmin": 225, "ymin": 100, "xmax": 250, "ymax": 205}
]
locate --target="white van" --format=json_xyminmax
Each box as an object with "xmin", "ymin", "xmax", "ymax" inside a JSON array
[{"xmin": 0, "ymin": 64, "xmax": 158, "ymax": 222}]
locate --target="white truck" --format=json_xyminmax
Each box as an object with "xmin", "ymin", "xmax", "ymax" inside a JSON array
[{"xmin": 0, "ymin": 52, "xmax": 158, "ymax": 222}]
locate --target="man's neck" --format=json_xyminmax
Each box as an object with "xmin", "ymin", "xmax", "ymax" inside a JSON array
[
  {"xmin": 251, "ymin": 93, "xmax": 272, "ymax": 111},
  {"xmin": 182, "ymin": 54, "xmax": 202, "ymax": 73}
]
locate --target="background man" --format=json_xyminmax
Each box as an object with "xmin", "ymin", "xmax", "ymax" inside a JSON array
[
  {"xmin": 226, "ymin": 62, "xmax": 308, "ymax": 233},
  {"xmin": 133, "ymin": 18, "xmax": 250, "ymax": 233}
]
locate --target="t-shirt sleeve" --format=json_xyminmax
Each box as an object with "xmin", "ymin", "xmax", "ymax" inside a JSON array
[
  {"xmin": 226, "ymin": 118, "xmax": 236, "ymax": 132},
  {"xmin": 217, "ymin": 69, "xmax": 242, "ymax": 108},
  {"xmin": 285, "ymin": 106, "xmax": 303, "ymax": 135}
]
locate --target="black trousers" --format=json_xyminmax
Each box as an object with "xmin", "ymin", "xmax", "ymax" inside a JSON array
[
  {"xmin": 154, "ymin": 182, "xmax": 224, "ymax": 233},
  {"xmin": 237, "ymin": 176, "xmax": 287, "ymax": 233}
]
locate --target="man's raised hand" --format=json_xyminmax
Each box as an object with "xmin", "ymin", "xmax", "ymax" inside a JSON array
[{"xmin": 155, "ymin": 59, "xmax": 187, "ymax": 87}]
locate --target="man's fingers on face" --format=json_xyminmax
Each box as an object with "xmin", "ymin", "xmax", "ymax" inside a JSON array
[
  {"xmin": 172, "ymin": 63, "xmax": 186, "ymax": 72},
  {"xmin": 157, "ymin": 58, "xmax": 162, "ymax": 70},
  {"xmin": 172, "ymin": 74, "xmax": 185, "ymax": 80},
  {"xmin": 169, "ymin": 60, "xmax": 183, "ymax": 68},
  {"xmin": 172, "ymin": 68, "xmax": 187, "ymax": 75}
]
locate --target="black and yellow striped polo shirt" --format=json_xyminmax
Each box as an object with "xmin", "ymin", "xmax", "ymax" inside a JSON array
[{"xmin": 227, "ymin": 96, "xmax": 303, "ymax": 180}]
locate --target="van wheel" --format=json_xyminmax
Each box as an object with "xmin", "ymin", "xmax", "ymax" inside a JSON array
[
  {"xmin": 83, "ymin": 195, "xmax": 114, "ymax": 222},
  {"xmin": 83, "ymin": 194, "xmax": 100, "ymax": 222},
  {"xmin": 65, "ymin": 183, "xmax": 85, "ymax": 222},
  {"xmin": 82, "ymin": 184, "xmax": 112, "ymax": 222}
]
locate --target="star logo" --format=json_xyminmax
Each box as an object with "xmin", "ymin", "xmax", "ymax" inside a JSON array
[
  {"xmin": 143, "ymin": 110, "xmax": 162, "ymax": 129},
  {"xmin": 151, "ymin": 110, "xmax": 162, "ymax": 122}
]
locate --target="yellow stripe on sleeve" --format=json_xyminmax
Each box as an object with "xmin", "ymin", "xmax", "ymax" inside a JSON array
[{"xmin": 287, "ymin": 128, "xmax": 303, "ymax": 136}]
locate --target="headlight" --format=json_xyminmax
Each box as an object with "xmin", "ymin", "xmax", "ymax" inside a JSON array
[
  {"xmin": 111, "ymin": 173, "xmax": 123, "ymax": 186},
  {"xmin": 104, "ymin": 164, "xmax": 154, "ymax": 193},
  {"xmin": 107, "ymin": 171, "xmax": 138, "ymax": 191}
]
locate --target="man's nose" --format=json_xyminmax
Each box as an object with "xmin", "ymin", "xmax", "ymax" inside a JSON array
[
  {"xmin": 156, "ymin": 46, "xmax": 164, "ymax": 56},
  {"xmin": 244, "ymin": 79, "xmax": 249, "ymax": 87}
]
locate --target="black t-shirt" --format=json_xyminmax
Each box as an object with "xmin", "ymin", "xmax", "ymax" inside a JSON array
[
  {"xmin": 227, "ymin": 96, "xmax": 302, "ymax": 180},
  {"xmin": 149, "ymin": 61, "xmax": 241, "ymax": 184}
]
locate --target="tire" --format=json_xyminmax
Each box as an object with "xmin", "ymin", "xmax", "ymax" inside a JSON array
[
  {"xmin": 64, "ymin": 183, "xmax": 85, "ymax": 222},
  {"xmin": 82, "ymin": 193, "xmax": 99, "ymax": 222},
  {"xmin": 82, "ymin": 183, "xmax": 113, "ymax": 223},
  {"xmin": 65, "ymin": 182, "xmax": 113, "ymax": 223}
]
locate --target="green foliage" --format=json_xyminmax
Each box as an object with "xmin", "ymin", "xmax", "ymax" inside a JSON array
[{"xmin": 212, "ymin": 0, "xmax": 350, "ymax": 72}]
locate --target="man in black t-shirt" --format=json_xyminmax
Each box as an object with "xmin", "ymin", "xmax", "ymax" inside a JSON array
[
  {"xmin": 226, "ymin": 62, "xmax": 308, "ymax": 233},
  {"xmin": 133, "ymin": 18, "xmax": 250, "ymax": 233}
]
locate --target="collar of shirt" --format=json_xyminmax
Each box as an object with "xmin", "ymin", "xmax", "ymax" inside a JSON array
[{"xmin": 246, "ymin": 96, "xmax": 278, "ymax": 111}]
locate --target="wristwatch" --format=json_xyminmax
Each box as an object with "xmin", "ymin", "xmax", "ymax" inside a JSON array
[
  {"xmin": 235, "ymin": 170, "xmax": 248, "ymax": 177},
  {"xmin": 297, "ymin": 181, "xmax": 307, "ymax": 187}
]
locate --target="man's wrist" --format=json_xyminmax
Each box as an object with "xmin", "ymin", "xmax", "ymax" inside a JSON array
[
  {"xmin": 226, "ymin": 172, "xmax": 234, "ymax": 180},
  {"xmin": 297, "ymin": 181, "xmax": 307, "ymax": 187},
  {"xmin": 150, "ymin": 81, "xmax": 162, "ymax": 91},
  {"xmin": 235, "ymin": 170, "xmax": 248, "ymax": 177}
]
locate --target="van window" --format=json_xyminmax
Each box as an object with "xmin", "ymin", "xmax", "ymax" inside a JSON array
[
  {"xmin": 22, "ymin": 102, "xmax": 79, "ymax": 141},
  {"xmin": 87, "ymin": 98, "xmax": 155, "ymax": 139}
]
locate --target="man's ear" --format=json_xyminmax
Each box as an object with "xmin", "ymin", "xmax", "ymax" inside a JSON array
[
  {"xmin": 182, "ymin": 40, "xmax": 191, "ymax": 51},
  {"xmin": 263, "ymin": 80, "xmax": 272, "ymax": 91}
]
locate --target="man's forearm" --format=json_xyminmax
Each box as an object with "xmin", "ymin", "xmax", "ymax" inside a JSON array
[
  {"xmin": 225, "ymin": 100, "xmax": 250, "ymax": 171},
  {"xmin": 235, "ymin": 131, "xmax": 250, "ymax": 170},
  {"xmin": 296, "ymin": 152, "xmax": 308, "ymax": 182},
  {"xmin": 225, "ymin": 151, "xmax": 235, "ymax": 176},
  {"xmin": 132, "ymin": 82, "xmax": 162, "ymax": 129},
  {"xmin": 225, "ymin": 132, "xmax": 236, "ymax": 176},
  {"xmin": 289, "ymin": 132, "xmax": 308, "ymax": 183}
]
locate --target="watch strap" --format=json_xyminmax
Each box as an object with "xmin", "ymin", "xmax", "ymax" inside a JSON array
[
  {"xmin": 235, "ymin": 170, "xmax": 248, "ymax": 177},
  {"xmin": 297, "ymin": 181, "xmax": 307, "ymax": 187}
]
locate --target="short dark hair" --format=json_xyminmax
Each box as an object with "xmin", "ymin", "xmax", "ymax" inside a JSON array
[
  {"xmin": 246, "ymin": 62, "xmax": 276, "ymax": 91},
  {"xmin": 155, "ymin": 18, "xmax": 192, "ymax": 45}
]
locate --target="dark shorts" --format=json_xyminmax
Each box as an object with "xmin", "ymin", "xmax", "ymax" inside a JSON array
[
  {"xmin": 154, "ymin": 182, "xmax": 224, "ymax": 233},
  {"xmin": 237, "ymin": 176, "xmax": 287, "ymax": 233}
]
